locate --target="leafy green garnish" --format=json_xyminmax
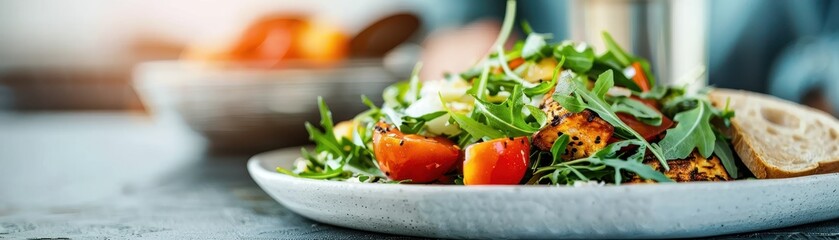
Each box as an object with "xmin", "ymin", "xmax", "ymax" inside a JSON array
[
  {"xmin": 521, "ymin": 33, "xmax": 551, "ymax": 61},
  {"xmin": 554, "ymin": 70, "xmax": 669, "ymax": 170},
  {"xmin": 610, "ymin": 97, "xmax": 663, "ymax": 126},
  {"xmin": 601, "ymin": 32, "xmax": 632, "ymax": 67},
  {"xmin": 442, "ymin": 94, "xmax": 504, "ymax": 140},
  {"xmin": 716, "ymin": 97, "xmax": 736, "ymax": 127},
  {"xmin": 551, "ymin": 71, "xmax": 587, "ymax": 113},
  {"xmin": 526, "ymin": 105, "xmax": 547, "ymax": 127},
  {"xmin": 658, "ymin": 100, "xmax": 716, "ymax": 159},
  {"xmin": 550, "ymin": 134, "xmax": 570, "ymax": 165},
  {"xmin": 599, "ymin": 32, "xmax": 656, "ymax": 87},
  {"xmin": 534, "ymin": 140, "xmax": 672, "ymax": 185},
  {"xmin": 714, "ymin": 135, "xmax": 739, "ymax": 179},
  {"xmin": 279, "ymin": 97, "xmax": 382, "ymax": 180},
  {"xmin": 398, "ymin": 111, "xmax": 447, "ymax": 134},
  {"xmin": 520, "ymin": 20, "xmax": 533, "ymax": 35},
  {"xmin": 588, "ymin": 60, "xmax": 639, "ymax": 91},
  {"xmin": 553, "ymin": 41, "xmax": 595, "ymax": 72},
  {"xmin": 638, "ymin": 85, "xmax": 668, "ymax": 99},
  {"xmin": 599, "ymin": 159, "xmax": 670, "ymax": 184}
]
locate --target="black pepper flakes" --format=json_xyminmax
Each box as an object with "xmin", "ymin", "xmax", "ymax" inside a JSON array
[
  {"xmin": 586, "ymin": 112, "xmax": 596, "ymax": 122},
  {"xmin": 572, "ymin": 136, "xmax": 580, "ymax": 141},
  {"xmin": 399, "ymin": 140, "xmax": 404, "ymax": 146},
  {"xmin": 374, "ymin": 125, "xmax": 387, "ymax": 134},
  {"xmin": 551, "ymin": 115, "xmax": 561, "ymax": 126}
]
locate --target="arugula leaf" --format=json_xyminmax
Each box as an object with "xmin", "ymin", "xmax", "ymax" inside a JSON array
[
  {"xmin": 399, "ymin": 111, "xmax": 447, "ymax": 134},
  {"xmin": 360, "ymin": 95, "xmax": 380, "ymax": 111},
  {"xmin": 441, "ymin": 94, "xmax": 504, "ymax": 140},
  {"xmin": 715, "ymin": 97, "xmax": 736, "ymax": 127},
  {"xmin": 601, "ymin": 159, "xmax": 672, "ymax": 184},
  {"xmin": 522, "ymin": 33, "xmax": 551, "ymax": 60},
  {"xmin": 662, "ymin": 96, "xmax": 699, "ymax": 118},
  {"xmin": 447, "ymin": 111, "xmax": 505, "ymax": 140},
  {"xmin": 658, "ymin": 100, "xmax": 716, "ymax": 159},
  {"xmin": 474, "ymin": 85, "xmax": 540, "ymax": 137},
  {"xmin": 553, "ymin": 41, "xmax": 595, "ymax": 72},
  {"xmin": 550, "ymin": 134, "xmax": 570, "ymax": 165},
  {"xmin": 601, "ymin": 32, "xmax": 631, "ymax": 67},
  {"xmin": 610, "ymin": 97, "xmax": 663, "ymax": 126},
  {"xmin": 568, "ymin": 70, "xmax": 669, "ymax": 169},
  {"xmin": 535, "ymin": 140, "xmax": 673, "ymax": 185},
  {"xmin": 526, "ymin": 105, "xmax": 547, "ymax": 127},
  {"xmin": 588, "ymin": 60, "xmax": 639, "ymax": 91},
  {"xmin": 492, "ymin": 0, "xmax": 517, "ymax": 51},
  {"xmin": 551, "ymin": 71, "xmax": 586, "ymax": 113},
  {"xmin": 281, "ymin": 98, "xmax": 384, "ymax": 180},
  {"xmin": 317, "ymin": 97, "xmax": 336, "ymax": 139},
  {"xmin": 638, "ymin": 85, "xmax": 668, "ymax": 99},
  {"xmin": 600, "ymin": 31, "xmax": 658, "ymax": 88},
  {"xmin": 520, "ymin": 20, "xmax": 533, "ymax": 35},
  {"xmin": 468, "ymin": 63, "xmax": 492, "ymax": 100},
  {"xmin": 381, "ymin": 107, "xmax": 404, "ymax": 127},
  {"xmin": 490, "ymin": 0, "xmax": 537, "ymax": 88},
  {"xmin": 714, "ymin": 134, "xmax": 739, "ymax": 179},
  {"xmin": 592, "ymin": 140, "xmax": 639, "ymax": 158},
  {"xmin": 382, "ymin": 81, "xmax": 410, "ymax": 108}
]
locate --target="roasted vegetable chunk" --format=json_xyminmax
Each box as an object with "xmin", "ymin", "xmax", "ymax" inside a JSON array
[
  {"xmin": 533, "ymin": 93, "xmax": 614, "ymax": 160},
  {"xmin": 630, "ymin": 151, "xmax": 732, "ymax": 183}
]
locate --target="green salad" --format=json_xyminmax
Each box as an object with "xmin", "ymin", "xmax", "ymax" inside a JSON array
[{"xmin": 278, "ymin": 0, "xmax": 739, "ymax": 186}]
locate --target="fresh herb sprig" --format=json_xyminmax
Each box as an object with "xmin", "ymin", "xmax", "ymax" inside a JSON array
[
  {"xmin": 533, "ymin": 140, "xmax": 672, "ymax": 185},
  {"xmin": 552, "ymin": 70, "xmax": 670, "ymax": 170},
  {"xmin": 278, "ymin": 97, "xmax": 383, "ymax": 180}
]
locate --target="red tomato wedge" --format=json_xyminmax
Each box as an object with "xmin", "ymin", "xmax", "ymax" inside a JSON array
[
  {"xmin": 631, "ymin": 62, "xmax": 651, "ymax": 92},
  {"xmin": 372, "ymin": 122, "xmax": 460, "ymax": 183},
  {"xmin": 463, "ymin": 137, "xmax": 531, "ymax": 185}
]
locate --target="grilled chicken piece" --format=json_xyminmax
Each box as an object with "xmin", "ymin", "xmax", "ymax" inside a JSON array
[
  {"xmin": 630, "ymin": 151, "xmax": 733, "ymax": 183},
  {"xmin": 532, "ymin": 87, "xmax": 614, "ymax": 160}
]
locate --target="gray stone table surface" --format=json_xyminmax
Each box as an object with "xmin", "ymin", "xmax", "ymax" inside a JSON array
[{"xmin": 0, "ymin": 112, "xmax": 838, "ymax": 239}]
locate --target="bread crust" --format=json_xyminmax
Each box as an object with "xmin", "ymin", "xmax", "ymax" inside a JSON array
[{"xmin": 711, "ymin": 88, "xmax": 839, "ymax": 179}]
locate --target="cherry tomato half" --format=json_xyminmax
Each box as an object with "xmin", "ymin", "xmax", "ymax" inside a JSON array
[
  {"xmin": 372, "ymin": 122, "xmax": 460, "ymax": 183},
  {"xmin": 463, "ymin": 137, "xmax": 531, "ymax": 185}
]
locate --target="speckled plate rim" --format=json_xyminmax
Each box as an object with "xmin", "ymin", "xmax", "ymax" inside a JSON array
[{"xmin": 248, "ymin": 147, "xmax": 839, "ymax": 239}]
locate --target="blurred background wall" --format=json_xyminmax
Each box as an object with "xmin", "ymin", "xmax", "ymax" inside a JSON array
[
  {"xmin": 0, "ymin": 0, "xmax": 502, "ymax": 111},
  {"xmin": 0, "ymin": 0, "xmax": 836, "ymax": 113}
]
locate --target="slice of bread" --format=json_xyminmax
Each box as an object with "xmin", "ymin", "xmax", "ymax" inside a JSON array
[{"xmin": 709, "ymin": 88, "xmax": 839, "ymax": 179}]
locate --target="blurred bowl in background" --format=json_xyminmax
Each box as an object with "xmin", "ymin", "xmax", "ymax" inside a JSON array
[{"xmin": 134, "ymin": 60, "xmax": 396, "ymax": 154}]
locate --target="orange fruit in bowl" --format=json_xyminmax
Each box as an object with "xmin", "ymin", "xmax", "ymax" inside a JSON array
[
  {"xmin": 294, "ymin": 20, "xmax": 349, "ymax": 64},
  {"xmin": 182, "ymin": 15, "xmax": 349, "ymax": 67}
]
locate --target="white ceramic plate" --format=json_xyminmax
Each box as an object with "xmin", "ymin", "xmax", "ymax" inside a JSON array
[{"xmin": 248, "ymin": 147, "xmax": 839, "ymax": 239}]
